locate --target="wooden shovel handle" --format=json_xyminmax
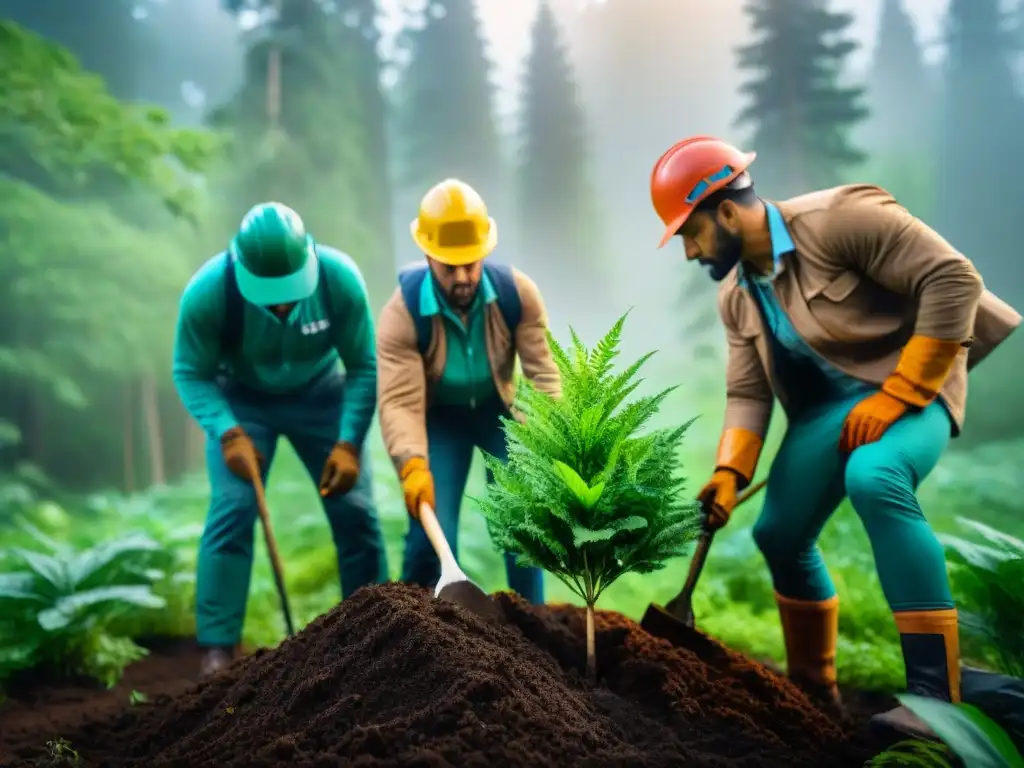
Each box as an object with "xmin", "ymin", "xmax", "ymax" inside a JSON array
[
  {"xmin": 675, "ymin": 477, "xmax": 769, "ymax": 603},
  {"xmin": 419, "ymin": 503, "xmax": 459, "ymax": 571},
  {"xmin": 251, "ymin": 473, "xmax": 295, "ymax": 636}
]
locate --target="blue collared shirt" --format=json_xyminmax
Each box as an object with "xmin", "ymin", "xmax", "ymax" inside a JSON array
[
  {"xmin": 740, "ymin": 203, "xmax": 871, "ymax": 407},
  {"xmin": 418, "ymin": 270, "xmax": 501, "ymax": 408}
]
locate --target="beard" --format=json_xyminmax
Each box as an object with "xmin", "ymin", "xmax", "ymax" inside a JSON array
[
  {"xmin": 700, "ymin": 226, "xmax": 744, "ymax": 282},
  {"xmin": 448, "ymin": 282, "xmax": 477, "ymax": 308}
]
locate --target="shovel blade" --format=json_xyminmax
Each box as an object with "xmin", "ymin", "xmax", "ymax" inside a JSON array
[
  {"xmin": 640, "ymin": 603, "xmax": 698, "ymax": 647},
  {"xmin": 436, "ymin": 579, "xmax": 505, "ymax": 624}
]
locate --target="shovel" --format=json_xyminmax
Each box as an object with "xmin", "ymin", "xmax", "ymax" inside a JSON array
[
  {"xmin": 419, "ymin": 502, "xmax": 505, "ymax": 623},
  {"xmin": 640, "ymin": 478, "xmax": 767, "ymax": 641},
  {"xmin": 252, "ymin": 474, "xmax": 295, "ymax": 637}
]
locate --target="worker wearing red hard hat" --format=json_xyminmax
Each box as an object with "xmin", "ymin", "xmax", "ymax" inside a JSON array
[{"xmin": 649, "ymin": 135, "xmax": 1021, "ymax": 738}]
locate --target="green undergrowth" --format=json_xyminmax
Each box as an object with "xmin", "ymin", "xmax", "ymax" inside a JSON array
[{"xmin": 1, "ymin": 419, "xmax": 1023, "ymax": 692}]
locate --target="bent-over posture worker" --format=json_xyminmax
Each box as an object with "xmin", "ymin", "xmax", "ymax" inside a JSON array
[
  {"xmin": 173, "ymin": 202, "xmax": 387, "ymax": 676},
  {"xmin": 649, "ymin": 136, "xmax": 1021, "ymax": 737},
  {"xmin": 377, "ymin": 178, "xmax": 561, "ymax": 603}
]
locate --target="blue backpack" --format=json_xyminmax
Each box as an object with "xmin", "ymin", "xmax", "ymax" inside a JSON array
[
  {"xmin": 221, "ymin": 253, "xmax": 333, "ymax": 352},
  {"xmin": 398, "ymin": 262, "xmax": 522, "ymax": 355}
]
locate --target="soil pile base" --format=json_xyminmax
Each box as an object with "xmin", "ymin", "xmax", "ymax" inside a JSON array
[{"xmin": 6, "ymin": 584, "xmax": 887, "ymax": 767}]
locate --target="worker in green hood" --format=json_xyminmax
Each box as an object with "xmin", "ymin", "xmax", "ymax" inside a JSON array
[{"xmin": 172, "ymin": 202, "xmax": 386, "ymax": 676}]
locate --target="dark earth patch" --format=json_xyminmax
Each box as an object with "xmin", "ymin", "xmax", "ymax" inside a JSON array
[{"xmin": 0, "ymin": 583, "xmax": 894, "ymax": 767}]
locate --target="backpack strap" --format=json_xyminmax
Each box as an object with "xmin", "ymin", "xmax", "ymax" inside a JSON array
[
  {"xmin": 222, "ymin": 254, "xmax": 243, "ymax": 353},
  {"xmin": 397, "ymin": 263, "xmax": 433, "ymax": 355},
  {"xmin": 483, "ymin": 261, "xmax": 522, "ymax": 334}
]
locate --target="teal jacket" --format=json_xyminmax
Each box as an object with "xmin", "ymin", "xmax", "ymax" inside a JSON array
[{"xmin": 172, "ymin": 246, "xmax": 377, "ymax": 448}]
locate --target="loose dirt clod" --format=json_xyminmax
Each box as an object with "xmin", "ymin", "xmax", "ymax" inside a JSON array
[{"xmin": 2, "ymin": 584, "xmax": 888, "ymax": 767}]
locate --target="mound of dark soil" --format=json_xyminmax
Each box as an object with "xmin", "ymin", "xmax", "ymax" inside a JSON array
[{"xmin": 5, "ymin": 584, "xmax": 888, "ymax": 767}]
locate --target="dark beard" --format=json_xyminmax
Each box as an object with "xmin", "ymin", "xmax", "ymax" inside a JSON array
[{"xmin": 700, "ymin": 226, "xmax": 744, "ymax": 282}]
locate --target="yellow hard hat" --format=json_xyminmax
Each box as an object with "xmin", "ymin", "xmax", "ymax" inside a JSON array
[{"xmin": 410, "ymin": 178, "xmax": 497, "ymax": 266}]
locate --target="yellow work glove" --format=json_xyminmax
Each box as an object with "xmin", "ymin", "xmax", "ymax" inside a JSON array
[
  {"xmin": 399, "ymin": 456, "xmax": 436, "ymax": 519},
  {"xmin": 840, "ymin": 334, "xmax": 963, "ymax": 454},
  {"xmin": 319, "ymin": 442, "xmax": 360, "ymax": 497},
  {"xmin": 699, "ymin": 427, "xmax": 763, "ymax": 530}
]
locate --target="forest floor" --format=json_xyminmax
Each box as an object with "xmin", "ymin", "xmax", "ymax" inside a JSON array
[{"xmin": 0, "ymin": 585, "xmax": 899, "ymax": 768}]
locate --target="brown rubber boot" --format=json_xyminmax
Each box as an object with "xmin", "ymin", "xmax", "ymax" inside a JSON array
[
  {"xmin": 869, "ymin": 608, "xmax": 960, "ymax": 740},
  {"xmin": 199, "ymin": 646, "xmax": 236, "ymax": 678},
  {"xmin": 776, "ymin": 593, "xmax": 842, "ymax": 709}
]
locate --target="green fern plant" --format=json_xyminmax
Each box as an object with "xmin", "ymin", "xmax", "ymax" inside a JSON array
[
  {"xmin": 941, "ymin": 518, "xmax": 1024, "ymax": 677},
  {"xmin": 474, "ymin": 312, "xmax": 703, "ymax": 681},
  {"xmin": 865, "ymin": 739, "xmax": 955, "ymax": 767}
]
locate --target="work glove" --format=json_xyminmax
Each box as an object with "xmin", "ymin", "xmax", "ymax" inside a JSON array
[
  {"xmin": 319, "ymin": 442, "xmax": 360, "ymax": 497},
  {"xmin": 839, "ymin": 334, "xmax": 963, "ymax": 455},
  {"xmin": 838, "ymin": 391, "xmax": 908, "ymax": 454},
  {"xmin": 399, "ymin": 456, "xmax": 435, "ymax": 519},
  {"xmin": 698, "ymin": 469, "xmax": 741, "ymax": 530},
  {"xmin": 220, "ymin": 427, "xmax": 263, "ymax": 483},
  {"xmin": 698, "ymin": 426, "xmax": 763, "ymax": 529}
]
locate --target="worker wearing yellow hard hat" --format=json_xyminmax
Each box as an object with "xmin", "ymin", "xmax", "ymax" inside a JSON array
[{"xmin": 376, "ymin": 178, "xmax": 562, "ymax": 604}]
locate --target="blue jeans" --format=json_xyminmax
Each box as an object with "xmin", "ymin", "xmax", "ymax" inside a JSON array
[
  {"xmin": 400, "ymin": 401, "xmax": 545, "ymax": 603},
  {"xmin": 196, "ymin": 372, "xmax": 387, "ymax": 646}
]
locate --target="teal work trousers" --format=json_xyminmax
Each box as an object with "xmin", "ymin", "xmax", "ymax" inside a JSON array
[
  {"xmin": 753, "ymin": 391, "xmax": 955, "ymax": 612},
  {"xmin": 196, "ymin": 372, "xmax": 387, "ymax": 646},
  {"xmin": 400, "ymin": 401, "xmax": 545, "ymax": 603}
]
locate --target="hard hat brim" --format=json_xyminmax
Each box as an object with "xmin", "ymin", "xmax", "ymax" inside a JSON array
[
  {"xmin": 233, "ymin": 238, "xmax": 320, "ymax": 306},
  {"xmin": 410, "ymin": 217, "xmax": 498, "ymax": 266}
]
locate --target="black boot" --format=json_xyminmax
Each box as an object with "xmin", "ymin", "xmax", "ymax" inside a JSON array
[
  {"xmin": 199, "ymin": 645, "xmax": 237, "ymax": 678},
  {"xmin": 869, "ymin": 609, "xmax": 960, "ymax": 740}
]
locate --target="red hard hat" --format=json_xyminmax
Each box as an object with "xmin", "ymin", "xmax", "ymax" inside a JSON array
[{"xmin": 650, "ymin": 135, "xmax": 756, "ymax": 248}]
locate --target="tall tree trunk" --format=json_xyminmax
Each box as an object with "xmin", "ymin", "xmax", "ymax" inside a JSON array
[
  {"xmin": 123, "ymin": 379, "xmax": 135, "ymax": 492},
  {"xmin": 141, "ymin": 375, "xmax": 165, "ymax": 485}
]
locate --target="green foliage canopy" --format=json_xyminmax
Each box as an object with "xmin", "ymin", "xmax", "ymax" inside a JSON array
[
  {"xmin": 475, "ymin": 314, "xmax": 703, "ymax": 606},
  {"xmin": 0, "ymin": 21, "xmax": 221, "ymax": 218}
]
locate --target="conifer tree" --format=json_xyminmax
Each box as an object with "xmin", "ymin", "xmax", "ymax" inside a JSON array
[
  {"xmin": 734, "ymin": 0, "xmax": 868, "ymax": 197},
  {"xmin": 934, "ymin": 0, "xmax": 1024, "ymax": 440},
  {"xmin": 935, "ymin": 0, "xmax": 1024, "ymax": 294},
  {"xmin": 213, "ymin": 0, "xmax": 391, "ymax": 304},
  {"xmin": 865, "ymin": 0, "xmax": 931, "ymax": 152},
  {"xmin": 391, "ymin": 0, "xmax": 503, "ymax": 254},
  {"xmin": 515, "ymin": 2, "xmax": 605, "ymax": 333}
]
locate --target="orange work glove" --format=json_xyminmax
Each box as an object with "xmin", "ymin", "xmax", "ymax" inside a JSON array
[
  {"xmin": 399, "ymin": 456, "xmax": 435, "ymax": 519},
  {"xmin": 220, "ymin": 427, "xmax": 263, "ymax": 483},
  {"xmin": 698, "ymin": 470, "xmax": 741, "ymax": 530},
  {"xmin": 838, "ymin": 391, "xmax": 908, "ymax": 454},
  {"xmin": 319, "ymin": 442, "xmax": 360, "ymax": 497},
  {"xmin": 839, "ymin": 335, "xmax": 964, "ymax": 454},
  {"xmin": 699, "ymin": 427, "xmax": 764, "ymax": 529}
]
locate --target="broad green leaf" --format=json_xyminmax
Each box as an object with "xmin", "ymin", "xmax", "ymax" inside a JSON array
[
  {"xmin": 896, "ymin": 694, "xmax": 1024, "ymax": 768},
  {"xmin": 67, "ymin": 533, "xmax": 164, "ymax": 588},
  {"xmin": 11, "ymin": 548, "xmax": 69, "ymax": 594},
  {"xmin": 38, "ymin": 585, "xmax": 167, "ymax": 632},
  {"xmin": 0, "ymin": 571, "xmax": 46, "ymax": 601}
]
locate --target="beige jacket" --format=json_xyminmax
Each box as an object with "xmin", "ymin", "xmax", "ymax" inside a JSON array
[
  {"xmin": 719, "ymin": 184, "xmax": 1020, "ymax": 437},
  {"xmin": 377, "ymin": 267, "xmax": 561, "ymax": 470}
]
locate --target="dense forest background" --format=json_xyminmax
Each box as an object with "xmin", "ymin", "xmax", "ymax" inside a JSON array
[{"xmin": 1, "ymin": 0, "xmax": 1023, "ymax": 496}]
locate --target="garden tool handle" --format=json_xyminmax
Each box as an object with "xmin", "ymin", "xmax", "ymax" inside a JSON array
[
  {"xmin": 419, "ymin": 503, "xmax": 460, "ymax": 572},
  {"xmin": 251, "ymin": 474, "xmax": 295, "ymax": 637},
  {"xmin": 674, "ymin": 477, "xmax": 769, "ymax": 605}
]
